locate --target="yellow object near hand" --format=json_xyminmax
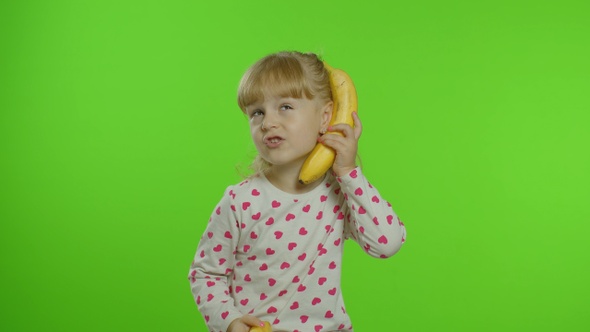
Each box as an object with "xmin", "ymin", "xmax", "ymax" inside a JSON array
[
  {"xmin": 298, "ymin": 62, "xmax": 358, "ymax": 184},
  {"xmin": 249, "ymin": 321, "xmax": 272, "ymax": 332}
]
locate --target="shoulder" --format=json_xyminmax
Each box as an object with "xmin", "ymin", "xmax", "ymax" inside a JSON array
[{"xmin": 223, "ymin": 174, "xmax": 267, "ymax": 200}]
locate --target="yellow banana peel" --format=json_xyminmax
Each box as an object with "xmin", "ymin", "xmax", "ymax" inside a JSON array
[
  {"xmin": 298, "ymin": 62, "xmax": 358, "ymax": 184},
  {"xmin": 249, "ymin": 321, "xmax": 272, "ymax": 332}
]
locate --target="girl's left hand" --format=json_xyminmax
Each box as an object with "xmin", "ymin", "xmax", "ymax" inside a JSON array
[{"xmin": 318, "ymin": 111, "xmax": 363, "ymax": 177}]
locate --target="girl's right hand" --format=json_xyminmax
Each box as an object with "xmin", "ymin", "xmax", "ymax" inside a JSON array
[{"xmin": 227, "ymin": 315, "xmax": 266, "ymax": 332}]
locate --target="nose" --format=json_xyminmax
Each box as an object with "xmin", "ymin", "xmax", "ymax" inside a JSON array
[{"xmin": 262, "ymin": 112, "xmax": 279, "ymax": 131}]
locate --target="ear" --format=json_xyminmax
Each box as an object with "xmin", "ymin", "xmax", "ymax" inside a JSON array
[{"xmin": 320, "ymin": 100, "xmax": 334, "ymax": 129}]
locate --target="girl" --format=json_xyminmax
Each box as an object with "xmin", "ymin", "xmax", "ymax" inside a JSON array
[{"xmin": 188, "ymin": 51, "xmax": 406, "ymax": 332}]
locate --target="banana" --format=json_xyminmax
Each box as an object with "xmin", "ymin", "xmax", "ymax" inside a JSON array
[
  {"xmin": 249, "ymin": 321, "xmax": 272, "ymax": 332},
  {"xmin": 298, "ymin": 62, "xmax": 358, "ymax": 184}
]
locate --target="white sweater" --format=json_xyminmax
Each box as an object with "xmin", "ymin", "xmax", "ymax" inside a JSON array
[{"xmin": 188, "ymin": 167, "xmax": 406, "ymax": 332}]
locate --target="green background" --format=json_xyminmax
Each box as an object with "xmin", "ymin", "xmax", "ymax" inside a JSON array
[{"xmin": 2, "ymin": 0, "xmax": 589, "ymax": 331}]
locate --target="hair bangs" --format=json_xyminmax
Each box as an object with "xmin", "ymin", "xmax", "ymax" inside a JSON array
[{"xmin": 238, "ymin": 55, "xmax": 315, "ymax": 111}]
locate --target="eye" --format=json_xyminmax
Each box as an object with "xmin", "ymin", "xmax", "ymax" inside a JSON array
[
  {"xmin": 280, "ymin": 104, "xmax": 293, "ymax": 111},
  {"xmin": 250, "ymin": 109, "xmax": 264, "ymax": 118}
]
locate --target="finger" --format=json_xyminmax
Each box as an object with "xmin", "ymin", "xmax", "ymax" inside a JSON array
[
  {"xmin": 319, "ymin": 132, "xmax": 347, "ymax": 146},
  {"xmin": 352, "ymin": 111, "xmax": 362, "ymax": 139},
  {"xmin": 320, "ymin": 136, "xmax": 354, "ymax": 156},
  {"xmin": 328, "ymin": 124, "xmax": 354, "ymax": 138},
  {"xmin": 241, "ymin": 315, "xmax": 264, "ymax": 328}
]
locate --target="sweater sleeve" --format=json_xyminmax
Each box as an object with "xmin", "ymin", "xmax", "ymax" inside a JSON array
[
  {"xmin": 188, "ymin": 186, "xmax": 242, "ymax": 332},
  {"xmin": 338, "ymin": 167, "xmax": 407, "ymax": 258}
]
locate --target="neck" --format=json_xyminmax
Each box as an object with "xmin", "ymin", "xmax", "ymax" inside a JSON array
[{"xmin": 265, "ymin": 163, "xmax": 325, "ymax": 195}]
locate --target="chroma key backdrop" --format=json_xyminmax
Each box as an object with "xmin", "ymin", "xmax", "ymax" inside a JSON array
[{"xmin": 1, "ymin": 0, "xmax": 589, "ymax": 331}]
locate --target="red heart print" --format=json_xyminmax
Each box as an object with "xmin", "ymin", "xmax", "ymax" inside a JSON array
[
  {"xmin": 260, "ymin": 293, "xmax": 267, "ymax": 300},
  {"xmin": 292, "ymin": 276, "xmax": 300, "ymax": 283},
  {"xmin": 297, "ymin": 284, "xmax": 306, "ymax": 292},
  {"xmin": 378, "ymin": 235, "xmax": 388, "ymax": 244},
  {"xmin": 224, "ymin": 231, "xmax": 232, "ymax": 239},
  {"xmin": 216, "ymin": 206, "xmax": 221, "ymax": 215},
  {"xmin": 298, "ymin": 253, "xmax": 306, "ymax": 261},
  {"xmin": 318, "ymin": 277, "xmax": 327, "ymax": 285},
  {"xmin": 207, "ymin": 293, "xmax": 214, "ymax": 301},
  {"xmin": 325, "ymin": 310, "xmax": 334, "ymax": 318},
  {"xmin": 247, "ymin": 255, "xmax": 257, "ymax": 261},
  {"xmin": 358, "ymin": 206, "xmax": 366, "ymax": 214},
  {"xmin": 213, "ymin": 245, "xmax": 222, "ymax": 252},
  {"xmin": 250, "ymin": 232, "xmax": 258, "ymax": 239},
  {"xmin": 300, "ymin": 315, "xmax": 309, "ymax": 323},
  {"xmin": 302, "ymin": 204, "xmax": 311, "ymax": 213},
  {"xmin": 308, "ymin": 265, "xmax": 315, "ymax": 275},
  {"xmin": 206, "ymin": 281, "xmax": 215, "ymax": 287},
  {"xmin": 243, "ymin": 245, "xmax": 251, "ymax": 252},
  {"xmin": 259, "ymin": 263, "xmax": 268, "ymax": 271},
  {"xmin": 244, "ymin": 274, "xmax": 251, "ymax": 282},
  {"xmin": 266, "ymin": 248, "xmax": 275, "ymax": 255},
  {"xmin": 314, "ymin": 325, "xmax": 323, "ymax": 332},
  {"xmin": 235, "ymin": 286, "xmax": 243, "ymax": 293},
  {"xmin": 240, "ymin": 299, "xmax": 249, "ymax": 306},
  {"xmin": 252, "ymin": 212, "xmax": 261, "ymax": 220},
  {"xmin": 290, "ymin": 301, "xmax": 299, "ymax": 310},
  {"xmin": 221, "ymin": 311, "xmax": 229, "ymax": 319},
  {"xmin": 266, "ymin": 217, "xmax": 275, "ymax": 225},
  {"xmin": 316, "ymin": 211, "xmax": 323, "ymax": 220},
  {"xmin": 272, "ymin": 200, "xmax": 281, "ymax": 208},
  {"xmin": 333, "ymin": 204, "xmax": 340, "ymax": 213},
  {"xmin": 251, "ymin": 189, "xmax": 260, "ymax": 196},
  {"xmin": 207, "ymin": 232, "xmax": 213, "ymax": 239},
  {"xmin": 218, "ymin": 258, "xmax": 226, "ymax": 265},
  {"xmin": 329, "ymin": 261, "xmax": 336, "ymax": 269},
  {"xmin": 286, "ymin": 213, "xmax": 295, "ymax": 221},
  {"xmin": 372, "ymin": 195, "xmax": 380, "ymax": 203},
  {"xmin": 312, "ymin": 297, "xmax": 321, "ymax": 305},
  {"xmin": 268, "ymin": 278, "xmax": 276, "ymax": 286},
  {"xmin": 242, "ymin": 202, "xmax": 251, "ymax": 210},
  {"xmin": 354, "ymin": 187, "xmax": 363, "ymax": 196},
  {"xmin": 299, "ymin": 227, "xmax": 308, "ymax": 235},
  {"xmin": 349, "ymin": 169, "xmax": 358, "ymax": 178},
  {"xmin": 387, "ymin": 215, "xmax": 393, "ymax": 224},
  {"xmin": 328, "ymin": 287, "xmax": 337, "ymax": 295},
  {"xmin": 372, "ymin": 217, "xmax": 379, "ymax": 225},
  {"xmin": 274, "ymin": 231, "xmax": 283, "ymax": 240},
  {"xmin": 268, "ymin": 306, "xmax": 277, "ymax": 314},
  {"xmin": 279, "ymin": 290, "xmax": 287, "ymax": 296},
  {"xmin": 281, "ymin": 262, "xmax": 290, "ymax": 269},
  {"xmin": 320, "ymin": 195, "xmax": 328, "ymax": 202},
  {"xmin": 288, "ymin": 242, "xmax": 297, "ymax": 250}
]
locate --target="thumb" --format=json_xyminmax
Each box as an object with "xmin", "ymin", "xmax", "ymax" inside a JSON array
[{"xmin": 242, "ymin": 315, "xmax": 265, "ymax": 328}]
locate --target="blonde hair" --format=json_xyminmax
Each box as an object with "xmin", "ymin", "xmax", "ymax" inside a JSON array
[{"xmin": 237, "ymin": 51, "xmax": 332, "ymax": 176}]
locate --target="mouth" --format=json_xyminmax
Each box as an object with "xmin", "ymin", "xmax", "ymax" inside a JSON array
[{"xmin": 264, "ymin": 135, "xmax": 284, "ymax": 147}]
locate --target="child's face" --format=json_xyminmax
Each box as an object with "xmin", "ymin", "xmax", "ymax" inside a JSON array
[{"xmin": 246, "ymin": 94, "xmax": 332, "ymax": 171}]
